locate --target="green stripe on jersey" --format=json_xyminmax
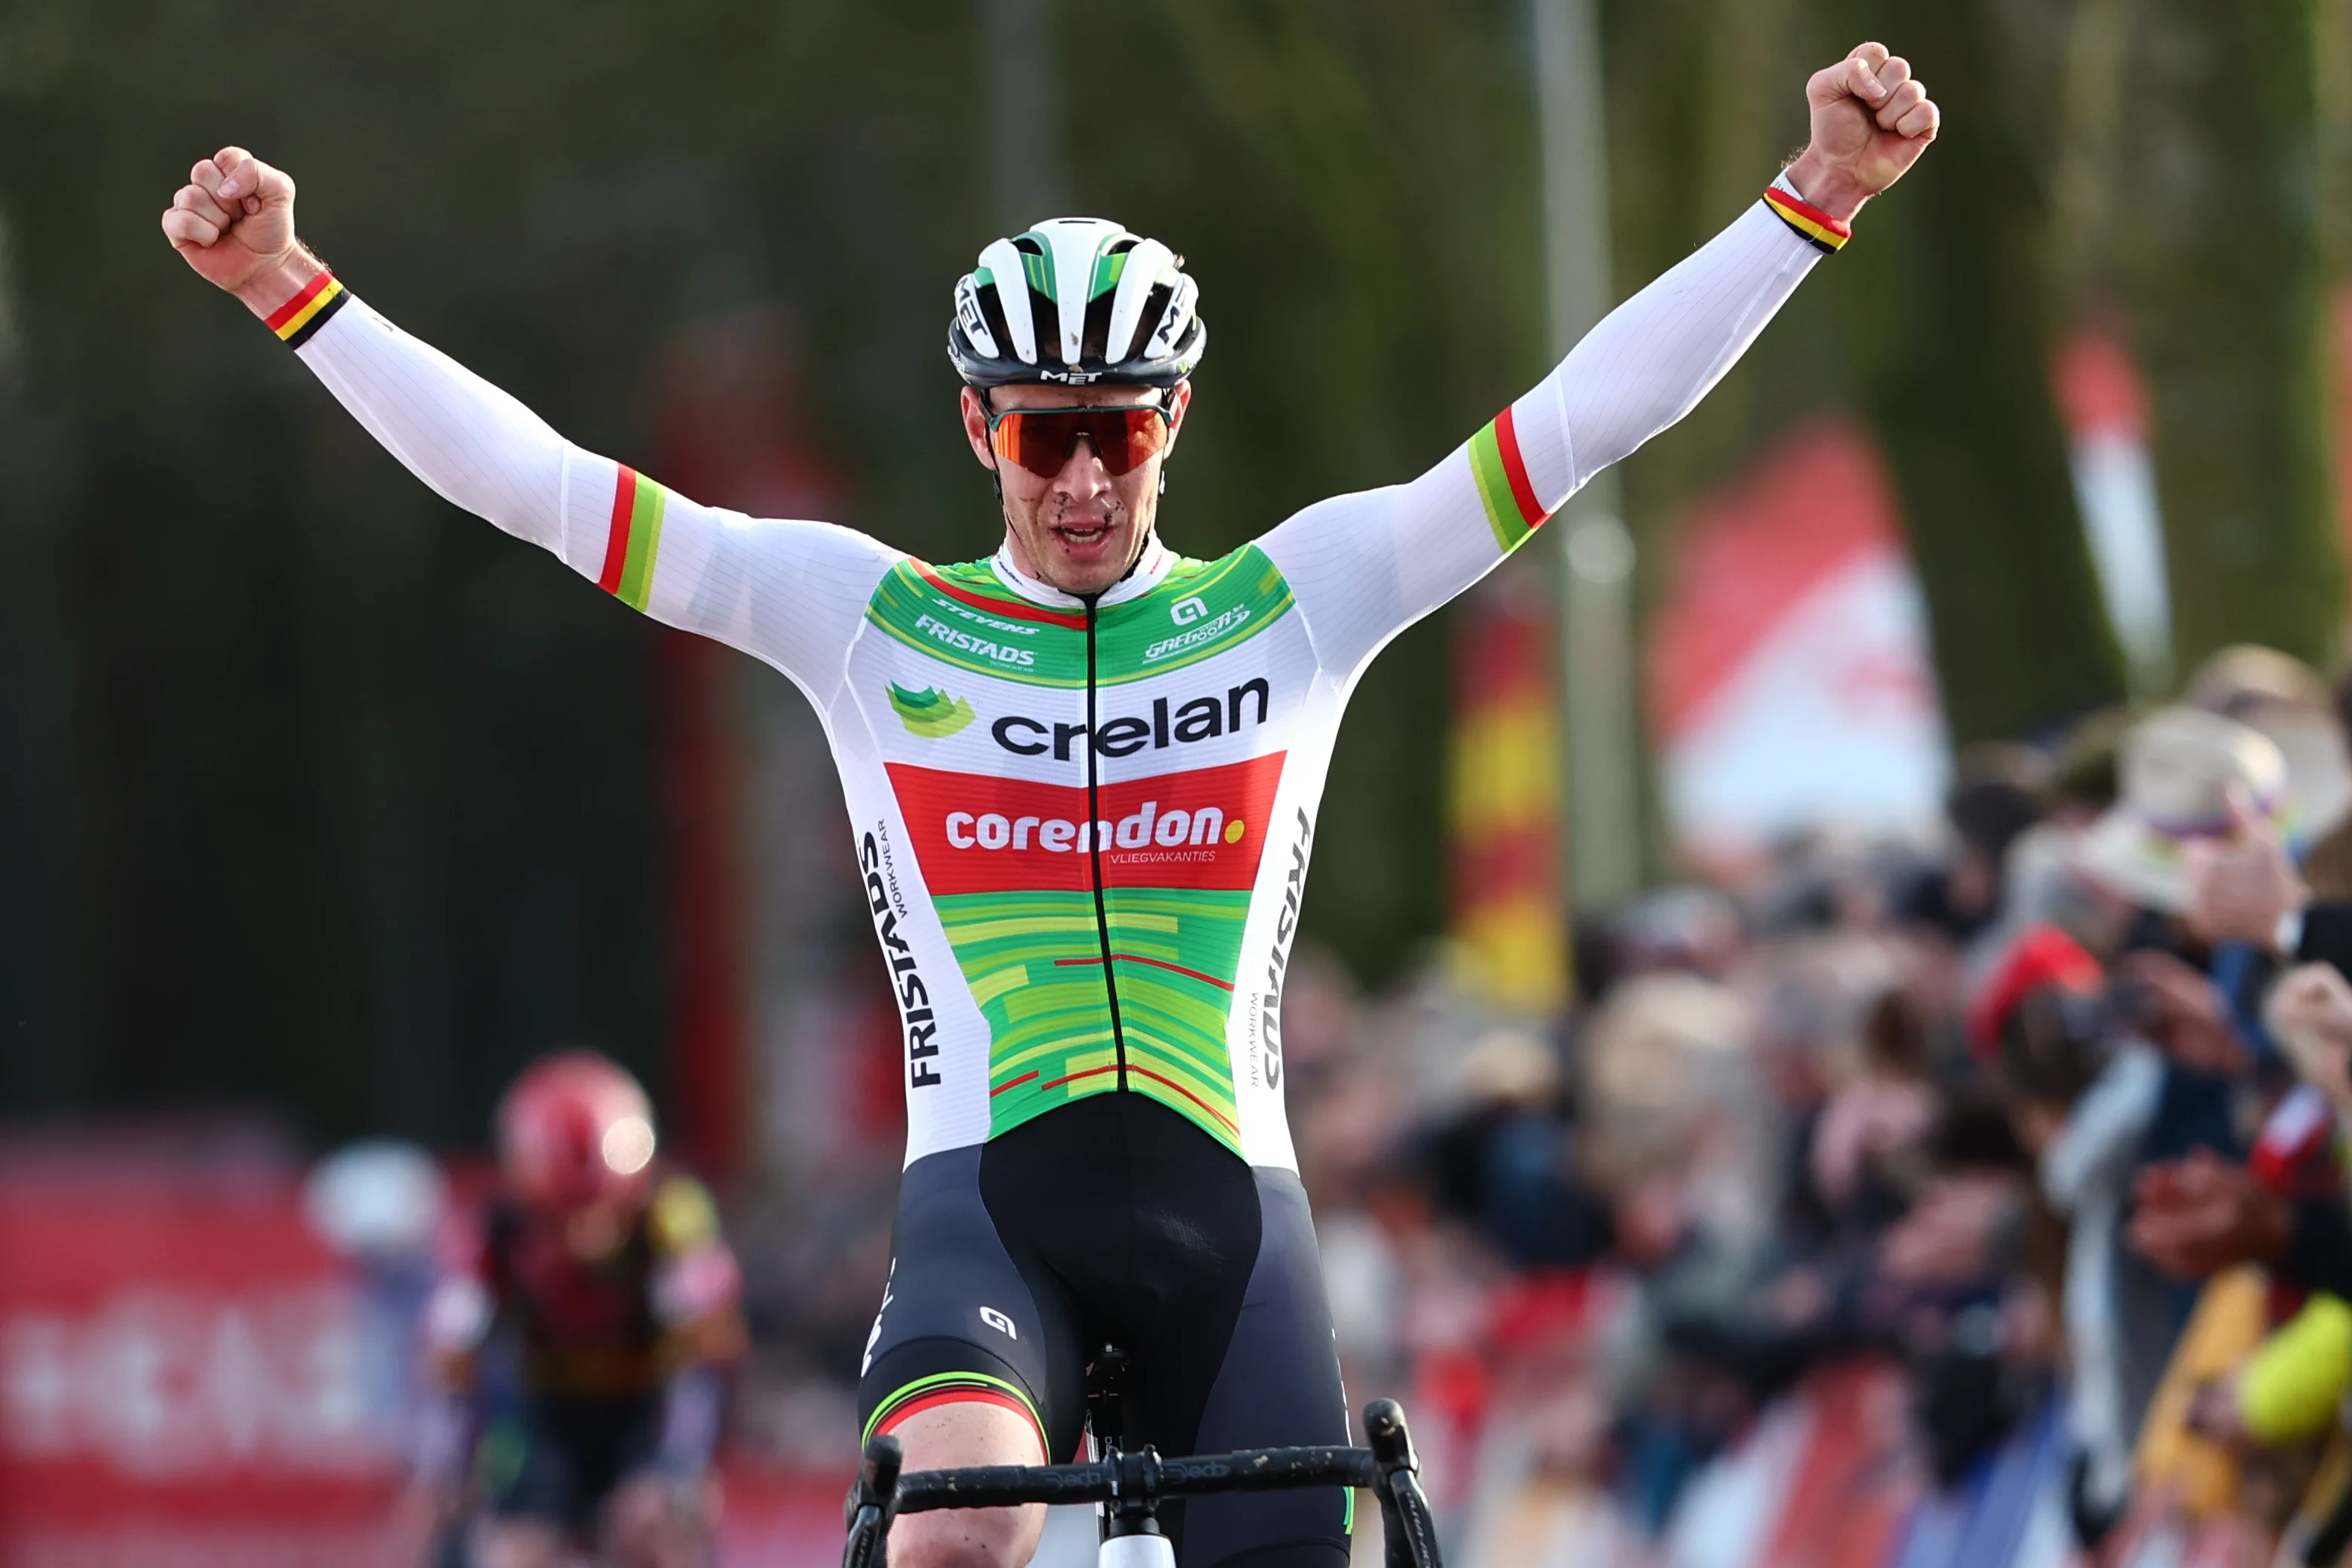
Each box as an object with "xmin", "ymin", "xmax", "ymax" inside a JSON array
[
  {"xmin": 864, "ymin": 564, "xmax": 1082, "ymax": 683},
  {"xmin": 1096, "ymin": 548, "xmax": 1294, "ymax": 680},
  {"xmin": 862, "ymin": 545, "xmax": 1297, "ymax": 689},
  {"xmin": 933, "ymin": 886, "xmax": 1251, "ymax": 1151}
]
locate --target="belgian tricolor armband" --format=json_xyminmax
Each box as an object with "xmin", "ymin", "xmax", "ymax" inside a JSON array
[
  {"xmin": 265, "ymin": 270, "xmax": 351, "ymax": 348},
  {"xmin": 1762, "ymin": 185, "xmax": 1852, "ymax": 254}
]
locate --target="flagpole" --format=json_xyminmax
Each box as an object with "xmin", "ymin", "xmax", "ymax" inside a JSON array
[
  {"xmin": 1533, "ymin": 0, "xmax": 1642, "ymax": 909},
  {"xmin": 983, "ymin": 0, "xmax": 1067, "ymax": 228}
]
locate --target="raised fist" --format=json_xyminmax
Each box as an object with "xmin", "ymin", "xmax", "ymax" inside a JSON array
[
  {"xmin": 2266, "ymin": 962, "xmax": 2352, "ymax": 1112},
  {"xmin": 1786, "ymin": 43, "xmax": 1940, "ymax": 221},
  {"xmin": 2184, "ymin": 785, "xmax": 2306, "ymax": 949},
  {"xmin": 161, "ymin": 146, "xmax": 301, "ymax": 299}
]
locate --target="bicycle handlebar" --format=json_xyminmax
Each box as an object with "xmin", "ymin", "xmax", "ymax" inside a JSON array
[
  {"xmin": 892, "ymin": 1444, "xmax": 1380, "ymax": 1514},
  {"xmin": 843, "ymin": 1399, "xmax": 1439, "ymax": 1568}
]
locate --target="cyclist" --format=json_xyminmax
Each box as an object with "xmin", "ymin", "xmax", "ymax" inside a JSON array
[
  {"xmin": 164, "ymin": 44, "xmax": 1935, "ymax": 1568},
  {"xmin": 418, "ymin": 1052, "xmax": 746, "ymax": 1568}
]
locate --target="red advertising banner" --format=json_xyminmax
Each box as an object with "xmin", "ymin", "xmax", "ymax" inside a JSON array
[
  {"xmin": 0, "ymin": 1168, "xmax": 411, "ymax": 1566},
  {"xmin": 0, "ymin": 1156, "xmax": 858, "ymax": 1566}
]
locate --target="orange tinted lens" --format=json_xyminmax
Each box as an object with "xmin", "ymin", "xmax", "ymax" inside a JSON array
[
  {"xmin": 1099, "ymin": 409, "xmax": 1170, "ymax": 475},
  {"xmin": 991, "ymin": 409, "xmax": 1168, "ymax": 477}
]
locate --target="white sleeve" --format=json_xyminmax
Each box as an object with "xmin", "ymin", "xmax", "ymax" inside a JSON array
[
  {"xmin": 293, "ymin": 292, "xmax": 898, "ymax": 698},
  {"xmin": 2040, "ymin": 1045, "xmax": 2167, "ymax": 1215},
  {"xmin": 1258, "ymin": 188, "xmax": 1822, "ymax": 684}
]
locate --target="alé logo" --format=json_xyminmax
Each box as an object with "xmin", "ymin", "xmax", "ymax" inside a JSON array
[{"xmin": 887, "ymin": 683, "xmax": 975, "ymax": 739}]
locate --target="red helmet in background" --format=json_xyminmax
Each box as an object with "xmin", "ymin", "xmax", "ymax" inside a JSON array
[{"xmin": 497, "ymin": 1052, "xmax": 659, "ymax": 1218}]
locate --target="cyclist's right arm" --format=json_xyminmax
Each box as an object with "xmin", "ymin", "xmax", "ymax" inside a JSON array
[
  {"xmin": 296, "ymin": 286, "xmax": 897, "ymax": 688},
  {"xmin": 164, "ymin": 148, "xmax": 897, "ymax": 694}
]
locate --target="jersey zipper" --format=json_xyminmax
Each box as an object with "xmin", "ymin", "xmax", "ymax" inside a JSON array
[{"xmin": 1080, "ymin": 598, "xmax": 1130, "ymax": 1092}]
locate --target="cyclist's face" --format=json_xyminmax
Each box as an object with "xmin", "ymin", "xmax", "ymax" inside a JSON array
[{"xmin": 961, "ymin": 380, "xmax": 1191, "ymax": 599}]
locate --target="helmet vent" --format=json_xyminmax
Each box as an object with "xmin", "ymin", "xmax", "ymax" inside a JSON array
[
  {"xmin": 1026, "ymin": 288, "xmax": 1059, "ymax": 357},
  {"xmin": 1081, "ymin": 286, "xmax": 1117, "ymax": 365},
  {"xmin": 1133, "ymin": 282, "xmax": 1175, "ymax": 360},
  {"xmin": 975, "ymin": 286, "xmax": 1015, "ymax": 367}
]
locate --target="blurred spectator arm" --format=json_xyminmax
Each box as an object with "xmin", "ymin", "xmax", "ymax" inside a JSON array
[
  {"xmin": 2184, "ymin": 786, "xmax": 2309, "ymax": 951},
  {"xmin": 2041, "ymin": 1043, "xmax": 2164, "ymax": 1215},
  {"xmin": 2128, "ymin": 1150, "xmax": 2294, "ymax": 1278},
  {"xmin": 651, "ymin": 1176, "xmax": 749, "ymax": 1373},
  {"xmin": 656, "ymin": 1364, "xmax": 730, "ymax": 1475},
  {"xmin": 2120, "ymin": 951, "xmax": 2252, "ymax": 1076},
  {"xmin": 2262, "ymin": 963, "xmax": 2352, "ymax": 1114}
]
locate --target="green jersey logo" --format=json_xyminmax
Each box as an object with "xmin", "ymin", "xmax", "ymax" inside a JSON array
[{"xmin": 887, "ymin": 683, "xmax": 977, "ymax": 739}]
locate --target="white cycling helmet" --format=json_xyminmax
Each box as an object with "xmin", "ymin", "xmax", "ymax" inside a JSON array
[{"xmin": 948, "ymin": 217, "xmax": 1206, "ymax": 388}]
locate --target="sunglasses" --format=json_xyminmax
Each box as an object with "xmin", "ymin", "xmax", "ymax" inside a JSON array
[{"xmin": 984, "ymin": 400, "xmax": 1174, "ymax": 479}]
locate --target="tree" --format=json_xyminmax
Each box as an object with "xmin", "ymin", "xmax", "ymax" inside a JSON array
[
  {"xmin": 1822, "ymin": 0, "xmax": 2131, "ymax": 743},
  {"xmin": 2118, "ymin": 0, "xmax": 2343, "ymax": 671}
]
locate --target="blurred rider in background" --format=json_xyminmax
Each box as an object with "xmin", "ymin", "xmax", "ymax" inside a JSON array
[{"xmin": 419, "ymin": 1052, "xmax": 746, "ymax": 1568}]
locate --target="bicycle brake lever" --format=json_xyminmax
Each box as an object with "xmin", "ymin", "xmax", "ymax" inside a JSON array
[
  {"xmin": 841, "ymin": 1433, "xmax": 905, "ymax": 1568},
  {"xmin": 1364, "ymin": 1401, "xmax": 1441, "ymax": 1568}
]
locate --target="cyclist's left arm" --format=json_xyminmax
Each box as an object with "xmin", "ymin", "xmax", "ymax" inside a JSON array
[
  {"xmin": 1257, "ymin": 181, "xmax": 1822, "ymax": 683},
  {"xmin": 1259, "ymin": 44, "xmax": 1935, "ymax": 681}
]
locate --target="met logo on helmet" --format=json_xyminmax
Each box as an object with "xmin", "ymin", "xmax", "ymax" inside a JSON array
[{"xmin": 887, "ymin": 683, "xmax": 976, "ymax": 739}]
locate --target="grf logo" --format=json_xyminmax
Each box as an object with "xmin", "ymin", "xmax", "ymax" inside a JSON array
[{"xmin": 1171, "ymin": 595, "xmax": 1208, "ymax": 625}]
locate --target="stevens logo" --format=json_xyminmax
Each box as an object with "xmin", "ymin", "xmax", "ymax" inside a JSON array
[{"xmin": 887, "ymin": 683, "xmax": 976, "ymax": 739}]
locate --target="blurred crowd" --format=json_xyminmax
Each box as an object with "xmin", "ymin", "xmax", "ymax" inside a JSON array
[
  {"xmin": 1220, "ymin": 634, "xmax": 2352, "ymax": 1568},
  {"xmin": 1242, "ymin": 639, "xmax": 2352, "ymax": 1568}
]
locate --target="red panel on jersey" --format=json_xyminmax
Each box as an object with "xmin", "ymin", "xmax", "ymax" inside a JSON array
[{"xmin": 884, "ymin": 754, "xmax": 1288, "ymax": 896}]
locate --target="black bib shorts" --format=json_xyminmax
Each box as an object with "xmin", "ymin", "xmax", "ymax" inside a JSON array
[{"xmin": 857, "ymin": 1093, "xmax": 1352, "ymax": 1568}]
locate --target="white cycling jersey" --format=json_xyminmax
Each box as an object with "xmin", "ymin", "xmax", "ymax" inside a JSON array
[{"xmin": 288, "ymin": 182, "xmax": 1830, "ymax": 1169}]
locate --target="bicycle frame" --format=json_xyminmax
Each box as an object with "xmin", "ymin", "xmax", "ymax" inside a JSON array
[{"xmin": 841, "ymin": 1398, "xmax": 1441, "ymax": 1568}]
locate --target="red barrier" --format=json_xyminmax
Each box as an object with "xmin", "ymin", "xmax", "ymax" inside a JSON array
[
  {"xmin": 0, "ymin": 1152, "xmax": 872, "ymax": 1566},
  {"xmin": 715, "ymin": 1465, "xmax": 855, "ymax": 1568},
  {"xmin": 0, "ymin": 1167, "xmax": 412, "ymax": 1564}
]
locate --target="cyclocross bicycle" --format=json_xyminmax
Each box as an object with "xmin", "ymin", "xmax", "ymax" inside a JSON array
[{"xmin": 841, "ymin": 1398, "xmax": 1442, "ymax": 1568}]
